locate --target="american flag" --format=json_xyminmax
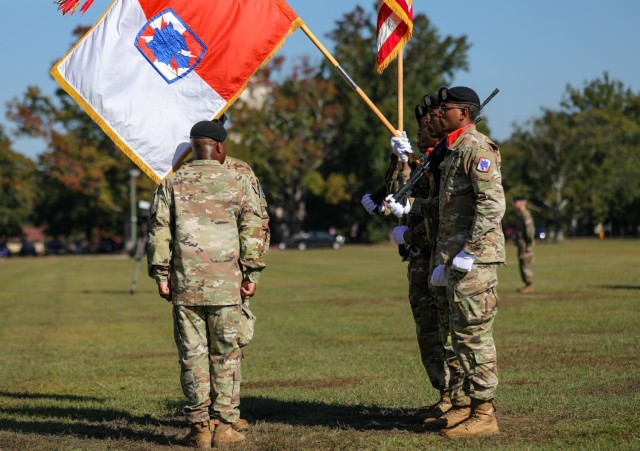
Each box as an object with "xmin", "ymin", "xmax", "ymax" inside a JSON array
[{"xmin": 376, "ymin": 0, "xmax": 413, "ymax": 73}]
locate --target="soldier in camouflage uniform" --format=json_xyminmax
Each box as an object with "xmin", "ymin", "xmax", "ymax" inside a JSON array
[
  {"xmin": 427, "ymin": 86, "xmax": 505, "ymax": 437},
  {"xmin": 513, "ymin": 197, "xmax": 535, "ymax": 293},
  {"xmin": 387, "ymin": 98, "xmax": 468, "ymax": 425},
  {"xmin": 147, "ymin": 119, "xmax": 268, "ymax": 448}
]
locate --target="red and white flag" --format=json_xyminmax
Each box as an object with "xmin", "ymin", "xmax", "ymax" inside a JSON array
[
  {"xmin": 51, "ymin": 0, "xmax": 301, "ymax": 183},
  {"xmin": 376, "ymin": 0, "xmax": 413, "ymax": 74}
]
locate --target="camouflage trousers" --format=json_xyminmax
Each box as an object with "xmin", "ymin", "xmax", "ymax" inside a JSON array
[
  {"xmin": 173, "ymin": 304, "xmax": 243, "ymax": 425},
  {"xmin": 408, "ymin": 257, "xmax": 466, "ymax": 404},
  {"xmin": 517, "ymin": 246, "xmax": 534, "ymax": 285},
  {"xmin": 447, "ymin": 263, "xmax": 499, "ymax": 401}
]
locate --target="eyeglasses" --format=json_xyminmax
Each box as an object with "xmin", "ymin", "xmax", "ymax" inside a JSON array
[{"xmin": 438, "ymin": 105, "xmax": 467, "ymax": 112}]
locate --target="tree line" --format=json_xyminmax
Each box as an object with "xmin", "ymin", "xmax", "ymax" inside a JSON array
[{"xmin": 2, "ymin": 6, "xmax": 639, "ymax": 249}]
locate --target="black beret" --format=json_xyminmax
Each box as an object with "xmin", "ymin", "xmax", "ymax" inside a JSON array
[
  {"xmin": 513, "ymin": 196, "xmax": 527, "ymax": 201},
  {"xmin": 415, "ymin": 93, "xmax": 440, "ymax": 123},
  {"xmin": 438, "ymin": 86, "xmax": 480, "ymax": 107},
  {"xmin": 423, "ymin": 93, "xmax": 439, "ymax": 108},
  {"xmin": 190, "ymin": 118, "xmax": 227, "ymax": 142},
  {"xmin": 415, "ymin": 104, "xmax": 428, "ymax": 123}
]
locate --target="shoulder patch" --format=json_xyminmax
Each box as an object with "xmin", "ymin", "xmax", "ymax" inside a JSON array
[{"xmin": 476, "ymin": 157, "xmax": 492, "ymax": 173}]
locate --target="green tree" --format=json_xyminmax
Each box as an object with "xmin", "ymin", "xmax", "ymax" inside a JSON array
[
  {"xmin": 229, "ymin": 57, "xmax": 342, "ymax": 243},
  {"xmin": 502, "ymin": 73, "xmax": 640, "ymax": 238},
  {"xmin": 7, "ymin": 84, "xmax": 156, "ymax": 244},
  {"xmin": 0, "ymin": 125, "xmax": 36, "ymax": 237},
  {"xmin": 322, "ymin": 5, "xmax": 471, "ymax": 241}
]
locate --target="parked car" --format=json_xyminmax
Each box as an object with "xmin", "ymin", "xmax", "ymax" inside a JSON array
[
  {"xmin": 282, "ymin": 231, "xmax": 345, "ymax": 251},
  {"xmin": 46, "ymin": 239, "xmax": 68, "ymax": 255},
  {"xmin": 19, "ymin": 240, "xmax": 37, "ymax": 256}
]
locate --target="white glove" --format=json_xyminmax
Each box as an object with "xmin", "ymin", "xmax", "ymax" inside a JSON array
[
  {"xmin": 390, "ymin": 131, "xmax": 414, "ymax": 163},
  {"xmin": 430, "ymin": 264, "xmax": 447, "ymax": 287},
  {"xmin": 452, "ymin": 251, "xmax": 476, "ymax": 273},
  {"xmin": 361, "ymin": 194, "xmax": 378, "ymax": 215},
  {"xmin": 385, "ymin": 194, "xmax": 411, "ymax": 218},
  {"xmin": 391, "ymin": 225, "xmax": 408, "ymax": 245}
]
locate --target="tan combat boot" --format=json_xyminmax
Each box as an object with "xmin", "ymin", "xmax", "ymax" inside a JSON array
[
  {"xmin": 441, "ymin": 399, "xmax": 499, "ymax": 437},
  {"xmin": 212, "ymin": 418, "xmax": 249, "ymax": 432},
  {"xmin": 182, "ymin": 421, "xmax": 211, "ymax": 449},
  {"xmin": 414, "ymin": 391, "xmax": 452, "ymax": 422},
  {"xmin": 232, "ymin": 418, "xmax": 249, "ymax": 432},
  {"xmin": 518, "ymin": 284, "xmax": 534, "ymax": 294},
  {"xmin": 213, "ymin": 422, "xmax": 245, "ymax": 447},
  {"xmin": 422, "ymin": 404, "xmax": 471, "ymax": 431}
]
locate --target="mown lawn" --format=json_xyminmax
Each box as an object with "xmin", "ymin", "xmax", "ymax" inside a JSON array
[{"xmin": 0, "ymin": 239, "xmax": 639, "ymax": 450}]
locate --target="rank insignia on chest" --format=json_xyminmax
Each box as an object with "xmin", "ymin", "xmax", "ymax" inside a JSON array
[{"xmin": 476, "ymin": 158, "xmax": 492, "ymax": 173}]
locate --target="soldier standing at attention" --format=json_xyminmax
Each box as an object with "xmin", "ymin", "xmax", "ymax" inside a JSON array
[
  {"xmin": 385, "ymin": 96, "xmax": 469, "ymax": 426},
  {"xmin": 388, "ymin": 100, "xmax": 449, "ymax": 422},
  {"xmin": 428, "ymin": 86, "xmax": 506, "ymax": 437},
  {"xmin": 147, "ymin": 119, "xmax": 267, "ymax": 448},
  {"xmin": 513, "ymin": 196, "xmax": 535, "ymax": 293}
]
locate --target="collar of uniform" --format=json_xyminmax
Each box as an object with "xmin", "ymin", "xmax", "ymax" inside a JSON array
[
  {"xmin": 447, "ymin": 124, "xmax": 475, "ymax": 148},
  {"xmin": 190, "ymin": 160, "xmax": 223, "ymax": 166}
]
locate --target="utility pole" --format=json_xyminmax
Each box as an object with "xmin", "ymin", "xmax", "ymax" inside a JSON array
[{"xmin": 128, "ymin": 168, "xmax": 140, "ymax": 252}]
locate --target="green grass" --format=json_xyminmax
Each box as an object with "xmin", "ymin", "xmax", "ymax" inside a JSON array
[{"xmin": 0, "ymin": 239, "xmax": 639, "ymax": 450}]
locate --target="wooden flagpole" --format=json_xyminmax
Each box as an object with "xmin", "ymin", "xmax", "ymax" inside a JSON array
[
  {"xmin": 398, "ymin": 51, "xmax": 403, "ymax": 131},
  {"xmin": 300, "ymin": 23, "xmax": 419, "ymax": 162},
  {"xmin": 300, "ymin": 23, "xmax": 398, "ymax": 137}
]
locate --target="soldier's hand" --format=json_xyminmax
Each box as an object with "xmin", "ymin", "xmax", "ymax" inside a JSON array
[
  {"xmin": 241, "ymin": 281, "xmax": 256, "ymax": 299},
  {"xmin": 390, "ymin": 131, "xmax": 414, "ymax": 163},
  {"xmin": 430, "ymin": 264, "xmax": 447, "ymax": 286},
  {"xmin": 158, "ymin": 281, "xmax": 171, "ymax": 301},
  {"xmin": 392, "ymin": 225, "xmax": 408, "ymax": 245},
  {"xmin": 452, "ymin": 251, "xmax": 476, "ymax": 273},
  {"xmin": 385, "ymin": 195, "xmax": 410, "ymax": 218},
  {"xmin": 361, "ymin": 194, "xmax": 378, "ymax": 215}
]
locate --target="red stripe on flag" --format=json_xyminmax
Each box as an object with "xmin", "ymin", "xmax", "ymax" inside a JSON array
[
  {"xmin": 375, "ymin": 0, "xmax": 413, "ymax": 73},
  {"xmin": 377, "ymin": 21, "xmax": 408, "ymax": 66}
]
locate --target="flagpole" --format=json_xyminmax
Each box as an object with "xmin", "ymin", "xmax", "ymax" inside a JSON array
[
  {"xmin": 300, "ymin": 23, "xmax": 400, "ymax": 139},
  {"xmin": 398, "ymin": 50, "xmax": 403, "ymax": 131}
]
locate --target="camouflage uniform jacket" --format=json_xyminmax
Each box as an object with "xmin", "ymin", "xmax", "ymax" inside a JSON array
[
  {"xmin": 404, "ymin": 161, "xmax": 432, "ymax": 252},
  {"xmin": 435, "ymin": 126, "xmax": 506, "ymax": 265},
  {"xmin": 383, "ymin": 153, "xmax": 411, "ymax": 221},
  {"xmin": 406, "ymin": 139, "xmax": 449, "ymax": 246},
  {"xmin": 147, "ymin": 159, "xmax": 267, "ymax": 306},
  {"xmin": 514, "ymin": 207, "xmax": 535, "ymax": 249},
  {"xmin": 224, "ymin": 156, "xmax": 271, "ymax": 255}
]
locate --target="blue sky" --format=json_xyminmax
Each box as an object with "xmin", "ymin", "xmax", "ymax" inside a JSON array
[{"xmin": 3, "ymin": 1, "xmax": 640, "ymax": 159}]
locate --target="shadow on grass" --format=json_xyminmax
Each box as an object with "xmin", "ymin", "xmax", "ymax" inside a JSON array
[
  {"xmin": 599, "ymin": 285, "xmax": 640, "ymax": 290},
  {"xmin": 238, "ymin": 396, "xmax": 415, "ymax": 432},
  {"xmin": 0, "ymin": 391, "xmax": 182, "ymax": 446}
]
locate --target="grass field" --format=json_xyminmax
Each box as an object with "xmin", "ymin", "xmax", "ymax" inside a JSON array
[{"xmin": 0, "ymin": 239, "xmax": 639, "ymax": 450}]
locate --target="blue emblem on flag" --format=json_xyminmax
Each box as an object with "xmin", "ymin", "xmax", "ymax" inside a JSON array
[
  {"xmin": 135, "ymin": 9, "xmax": 206, "ymax": 84},
  {"xmin": 476, "ymin": 157, "xmax": 492, "ymax": 173}
]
